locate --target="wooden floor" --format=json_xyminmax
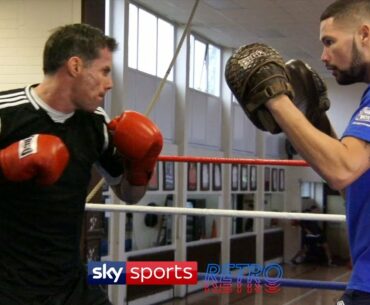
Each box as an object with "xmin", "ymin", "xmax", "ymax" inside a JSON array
[{"xmin": 160, "ymin": 264, "xmax": 351, "ymax": 305}]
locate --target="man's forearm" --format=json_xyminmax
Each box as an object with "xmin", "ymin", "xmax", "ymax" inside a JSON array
[
  {"xmin": 111, "ymin": 177, "xmax": 147, "ymax": 204},
  {"xmin": 266, "ymin": 95, "xmax": 354, "ymax": 190}
]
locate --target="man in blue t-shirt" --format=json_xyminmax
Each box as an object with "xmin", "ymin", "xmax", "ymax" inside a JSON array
[
  {"xmin": 225, "ymin": 0, "xmax": 370, "ymax": 304},
  {"xmin": 225, "ymin": 0, "xmax": 370, "ymax": 302},
  {"xmin": 264, "ymin": 1, "xmax": 370, "ymax": 304}
]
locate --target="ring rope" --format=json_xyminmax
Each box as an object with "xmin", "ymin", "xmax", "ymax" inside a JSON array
[
  {"xmin": 86, "ymin": 179, "xmax": 105, "ymax": 203},
  {"xmin": 198, "ymin": 273, "xmax": 347, "ymax": 291},
  {"xmin": 85, "ymin": 203, "xmax": 345, "ymax": 222},
  {"xmin": 87, "ymin": 0, "xmax": 200, "ymax": 202},
  {"xmin": 158, "ymin": 155, "xmax": 308, "ymax": 166},
  {"xmin": 86, "ymin": 156, "xmax": 308, "ymax": 203},
  {"xmin": 145, "ymin": 0, "xmax": 200, "ymax": 116}
]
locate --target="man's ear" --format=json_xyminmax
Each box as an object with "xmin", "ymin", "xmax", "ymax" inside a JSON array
[
  {"xmin": 66, "ymin": 56, "xmax": 83, "ymax": 77},
  {"xmin": 359, "ymin": 24, "xmax": 370, "ymax": 45}
]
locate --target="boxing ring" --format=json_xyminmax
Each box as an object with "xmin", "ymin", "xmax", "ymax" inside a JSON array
[{"xmin": 86, "ymin": 154, "xmax": 349, "ymax": 301}]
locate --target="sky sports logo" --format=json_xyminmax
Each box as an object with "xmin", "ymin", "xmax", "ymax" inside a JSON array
[{"xmin": 88, "ymin": 261, "xmax": 198, "ymax": 285}]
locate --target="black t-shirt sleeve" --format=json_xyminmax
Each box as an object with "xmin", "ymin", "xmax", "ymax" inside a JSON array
[
  {"xmin": 95, "ymin": 122, "xmax": 124, "ymax": 185},
  {"xmin": 98, "ymin": 144, "xmax": 124, "ymax": 178}
]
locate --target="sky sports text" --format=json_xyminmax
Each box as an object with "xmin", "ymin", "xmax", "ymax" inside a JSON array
[
  {"xmin": 203, "ymin": 263, "xmax": 283, "ymax": 294},
  {"xmin": 88, "ymin": 261, "xmax": 198, "ymax": 285}
]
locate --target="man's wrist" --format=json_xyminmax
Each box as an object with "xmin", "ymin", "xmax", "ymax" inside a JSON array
[{"xmin": 266, "ymin": 94, "xmax": 293, "ymax": 111}]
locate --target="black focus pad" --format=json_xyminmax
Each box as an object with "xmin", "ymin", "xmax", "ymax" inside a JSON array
[
  {"xmin": 286, "ymin": 59, "xmax": 331, "ymax": 135},
  {"xmin": 225, "ymin": 43, "xmax": 294, "ymax": 134}
]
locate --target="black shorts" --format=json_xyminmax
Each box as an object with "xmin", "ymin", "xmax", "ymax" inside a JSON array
[
  {"xmin": 0, "ymin": 271, "xmax": 112, "ymax": 305},
  {"xmin": 338, "ymin": 290, "xmax": 370, "ymax": 305}
]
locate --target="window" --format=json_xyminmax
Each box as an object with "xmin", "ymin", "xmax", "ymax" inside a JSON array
[
  {"xmin": 128, "ymin": 4, "xmax": 138, "ymax": 70},
  {"xmin": 138, "ymin": 9, "xmax": 157, "ymax": 75},
  {"xmin": 189, "ymin": 35, "xmax": 221, "ymax": 96},
  {"xmin": 157, "ymin": 19, "xmax": 174, "ymax": 78},
  {"xmin": 128, "ymin": 3, "xmax": 174, "ymax": 80}
]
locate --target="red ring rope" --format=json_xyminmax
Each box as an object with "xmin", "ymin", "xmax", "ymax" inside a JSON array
[{"xmin": 158, "ymin": 155, "xmax": 308, "ymax": 167}]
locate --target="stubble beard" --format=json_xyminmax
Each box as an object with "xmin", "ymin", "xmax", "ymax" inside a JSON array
[{"xmin": 336, "ymin": 39, "xmax": 367, "ymax": 85}]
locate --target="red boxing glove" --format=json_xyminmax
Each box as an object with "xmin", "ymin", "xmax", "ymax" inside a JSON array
[
  {"xmin": 108, "ymin": 111, "xmax": 163, "ymax": 186},
  {"xmin": 0, "ymin": 134, "xmax": 70, "ymax": 185}
]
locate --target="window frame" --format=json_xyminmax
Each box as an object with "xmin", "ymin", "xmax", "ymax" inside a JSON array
[
  {"xmin": 189, "ymin": 33, "xmax": 221, "ymax": 97},
  {"xmin": 128, "ymin": 2, "xmax": 175, "ymax": 81}
]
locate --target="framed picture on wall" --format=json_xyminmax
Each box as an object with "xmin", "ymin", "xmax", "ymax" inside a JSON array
[
  {"xmin": 240, "ymin": 165, "xmax": 248, "ymax": 191},
  {"xmin": 148, "ymin": 162, "xmax": 159, "ymax": 191},
  {"xmin": 231, "ymin": 164, "xmax": 239, "ymax": 191},
  {"xmin": 250, "ymin": 165, "xmax": 257, "ymax": 191},
  {"xmin": 187, "ymin": 162, "xmax": 197, "ymax": 191},
  {"xmin": 200, "ymin": 163, "xmax": 210, "ymax": 191},
  {"xmin": 264, "ymin": 167, "xmax": 271, "ymax": 191},
  {"xmin": 212, "ymin": 163, "xmax": 222, "ymax": 191},
  {"xmin": 279, "ymin": 169, "xmax": 285, "ymax": 191},
  {"xmin": 271, "ymin": 168, "xmax": 278, "ymax": 192},
  {"xmin": 163, "ymin": 161, "xmax": 175, "ymax": 191}
]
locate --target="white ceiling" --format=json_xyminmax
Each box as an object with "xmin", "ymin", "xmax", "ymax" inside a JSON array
[{"xmin": 134, "ymin": 0, "xmax": 333, "ymax": 77}]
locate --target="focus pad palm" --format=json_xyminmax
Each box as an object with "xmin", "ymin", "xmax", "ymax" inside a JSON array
[
  {"xmin": 225, "ymin": 43, "xmax": 294, "ymax": 134},
  {"xmin": 285, "ymin": 59, "xmax": 331, "ymax": 135}
]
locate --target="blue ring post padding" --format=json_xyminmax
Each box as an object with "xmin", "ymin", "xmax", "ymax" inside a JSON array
[{"xmin": 197, "ymin": 273, "xmax": 347, "ymax": 291}]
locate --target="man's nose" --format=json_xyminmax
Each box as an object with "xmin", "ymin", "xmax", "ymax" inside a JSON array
[{"xmin": 321, "ymin": 48, "xmax": 329, "ymax": 64}]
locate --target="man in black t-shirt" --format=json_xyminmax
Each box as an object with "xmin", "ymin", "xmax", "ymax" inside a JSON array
[
  {"xmin": 291, "ymin": 206, "xmax": 334, "ymax": 266},
  {"xmin": 0, "ymin": 24, "xmax": 163, "ymax": 305}
]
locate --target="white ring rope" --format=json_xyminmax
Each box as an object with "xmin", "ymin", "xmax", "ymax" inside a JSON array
[{"xmin": 85, "ymin": 203, "xmax": 346, "ymax": 222}]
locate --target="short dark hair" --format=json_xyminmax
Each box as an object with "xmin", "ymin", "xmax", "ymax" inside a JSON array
[
  {"xmin": 320, "ymin": 0, "xmax": 370, "ymax": 23},
  {"xmin": 43, "ymin": 23, "xmax": 118, "ymax": 75}
]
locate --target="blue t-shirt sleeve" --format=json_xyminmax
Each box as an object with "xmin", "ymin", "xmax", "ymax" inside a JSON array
[{"xmin": 342, "ymin": 85, "xmax": 370, "ymax": 143}]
